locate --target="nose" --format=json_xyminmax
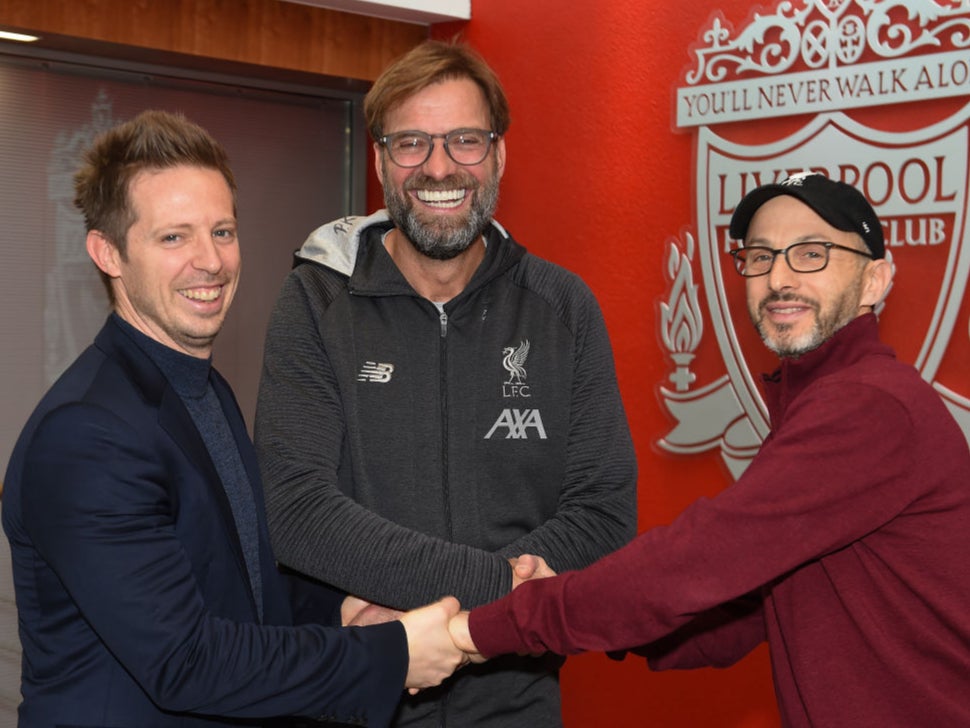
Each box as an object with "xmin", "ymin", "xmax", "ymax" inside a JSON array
[
  {"xmin": 766, "ymin": 252, "xmax": 798, "ymax": 292},
  {"xmin": 193, "ymin": 236, "xmax": 224, "ymax": 274},
  {"xmin": 421, "ymin": 139, "xmax": 458, "ymax": 179}
]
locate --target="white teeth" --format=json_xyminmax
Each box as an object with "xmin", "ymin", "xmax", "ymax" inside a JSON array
[
  {"xmin": 181, "ymin": 287, "xmax": 221, "ymax": 302},
  {"xmin": 416, "ymin": 189, "xmax": 466, "ymax": 207}
]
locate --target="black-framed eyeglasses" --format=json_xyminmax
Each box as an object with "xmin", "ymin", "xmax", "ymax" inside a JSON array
[
  {"xmin": 378, "ymin": 128, "xmax": 498, "ymax": 168},
  {"xmin": 729, "ymin": 241, "xmax": 873, "ymax": 277}
]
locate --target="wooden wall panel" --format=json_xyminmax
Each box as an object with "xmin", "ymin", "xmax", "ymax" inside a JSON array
[{"xmin": 0, "ymin": 0, "xmax": 428, "ymax": 81}]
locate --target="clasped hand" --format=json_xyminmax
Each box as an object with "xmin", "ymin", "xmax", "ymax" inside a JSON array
[{"xmin": 340, "ymin": 553, "xmax": 555, "ymax": 692}]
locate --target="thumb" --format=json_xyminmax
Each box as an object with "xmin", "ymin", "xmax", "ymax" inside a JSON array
[
  {"xmin": 437, "ymin": 595, "xmax": 461, "ymax": 617},
  {"xmin": 514, "ymin": 554, "xmax": 539, "ymax": 577}
]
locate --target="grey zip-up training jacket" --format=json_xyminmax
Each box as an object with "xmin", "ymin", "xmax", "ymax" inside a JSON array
[{"xmin": 255, "ymin": 211, "xmax": 637, "ymax": 727}]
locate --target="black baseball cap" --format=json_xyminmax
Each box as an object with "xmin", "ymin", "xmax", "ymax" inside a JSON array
[{"xmin": 729, "ymin": 172, "xmax": 885, "ymax": 259}]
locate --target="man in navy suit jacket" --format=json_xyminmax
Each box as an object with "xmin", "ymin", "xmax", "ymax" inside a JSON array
[{"xmin": 2, "ymin": 110, "xmax": 464, "ymax": 728}]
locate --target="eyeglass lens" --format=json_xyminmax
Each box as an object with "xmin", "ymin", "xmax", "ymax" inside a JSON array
[
  {"xmin": 734, "ymin": 242, "xmax": 831, "ymax": 276},
  {"xmin": 383, "ymin": 129, "xmax": 493, "ymax": 167}
]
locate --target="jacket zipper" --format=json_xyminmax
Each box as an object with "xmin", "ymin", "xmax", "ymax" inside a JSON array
[
  {"xmin": 438, "ymin": 309, "xmax": 453, "ymax": 544},
  {"xmin": 438, "ymin": 307, "xmax": 455, "ymax": 728}
]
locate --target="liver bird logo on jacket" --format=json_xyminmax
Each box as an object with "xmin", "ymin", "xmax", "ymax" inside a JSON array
[{"xmin": 502, "ymin": 340, "xmax": 530, "ymax": 386}]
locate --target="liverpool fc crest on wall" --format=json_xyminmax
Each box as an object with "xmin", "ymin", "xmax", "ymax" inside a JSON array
[{"xmin": 659, "ymin": 0, "xmax": 970, "ymax": 478}]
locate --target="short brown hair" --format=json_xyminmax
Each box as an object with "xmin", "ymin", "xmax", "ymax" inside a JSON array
[
  {"xmin": 74, "ymin": 109, "xmax": 236, "ymax": 251},
  {"xmin": 364, "ymin": 40, "xmax": 510, "ymax": 140}
]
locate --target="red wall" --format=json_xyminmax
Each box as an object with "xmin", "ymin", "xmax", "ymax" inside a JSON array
[
  {"xmin": 426, "ymin": 3, "xmax": 785, "ymax": 726},
  {"xmin": 375, "ymin": 2, "xmax": 970, "ymax": 724},
  {"xmin": 368, "ymin": 2, "xmax": 970, "ymax": 725}
]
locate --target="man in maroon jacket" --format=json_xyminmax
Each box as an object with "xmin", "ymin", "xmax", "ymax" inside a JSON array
[{"xmin": 452, "ymin": 173, "xmax": 970, "ymax": 728}]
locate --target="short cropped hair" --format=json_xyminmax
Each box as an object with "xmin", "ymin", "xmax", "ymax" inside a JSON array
[
  {"xmin": 74, "ymin": 109, "xmax": 236, "ymax": 252},
  {"xmin": 364, "ymin": 40, "xmax": 510, "ymax": 140}
]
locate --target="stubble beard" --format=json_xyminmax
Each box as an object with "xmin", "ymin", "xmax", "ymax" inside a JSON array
[
  {"xmin": 752, "ymin": 278, "xmax": 864, "ymax": 358},
  {"xmin": 383, "ymin": 161, "xmax": 500, "ymax": 261},
  {"xmin": 119, "ymin": 284, "xmax": 229, "ymax": 358}
]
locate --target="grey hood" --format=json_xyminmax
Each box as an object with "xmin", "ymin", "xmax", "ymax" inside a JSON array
[
  {"xmin": 294, "ymin": 209, "xmax": 512, "ymax": 277},
  {"xmin": 294, "ymin": 210, "xmax": 393, "ymax": 277}
]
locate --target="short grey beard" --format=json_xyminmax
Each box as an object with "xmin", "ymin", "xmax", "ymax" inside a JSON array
[
  {"xmin": 753, "ymin": 282, "xmax": 862, "ymax": 358},
  {"xmin": 383, "ymin": 168, "xmax": 500, "ymax": 261}
]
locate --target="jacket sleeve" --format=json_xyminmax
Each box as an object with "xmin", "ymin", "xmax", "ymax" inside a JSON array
[
  {"xmin": 22, "ymin": 402, "xmax": 407, "ymax": 726},
  {"xmin": 638, "ymin": 594, "xmax": 766, "ymax": 670},
  {"xmin": 283, "ymin": 566, "xmax": 344, "ymax": 627},
  {"xmin": 256, "ymin": 271, "xmax": 513, "ymax": 610},
  {"xmin": 468, "ymin": 377, "xmax": 920, "ymax": 657},
  {"xmin": 493, "ymin": 281, "xmax": 638, "ymax": 571}
]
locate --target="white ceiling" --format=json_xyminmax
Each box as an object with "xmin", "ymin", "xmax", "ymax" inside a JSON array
[{"xmin": 278, "ymin": 0, "xmax": 470, "ymax": 24}]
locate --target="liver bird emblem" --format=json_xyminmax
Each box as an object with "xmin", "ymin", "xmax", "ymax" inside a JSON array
[{"xmin": 502, "ymin": 340, "xmax": 530, "ymax": 385}]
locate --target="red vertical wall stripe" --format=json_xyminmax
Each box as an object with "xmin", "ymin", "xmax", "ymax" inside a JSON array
[{"xmin": 429, "ymin": 4, "xmax": 784, "ymax": 725}]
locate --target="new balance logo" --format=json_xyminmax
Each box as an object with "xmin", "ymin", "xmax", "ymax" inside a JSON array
[
  {"xmin": 484, "ymin": 409, "xmax": 547, "ymax": 440},
  {"xmin": 357, "ymin": 361, "xmax": 394, "ymax": 383}
]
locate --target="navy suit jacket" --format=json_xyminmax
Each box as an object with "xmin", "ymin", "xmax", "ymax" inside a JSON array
[{"xmin": 2, "ymin": 316, "xmax": 407, "ymax": 727}]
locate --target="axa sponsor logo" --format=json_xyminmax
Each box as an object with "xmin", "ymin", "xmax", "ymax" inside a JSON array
[
  {"xmin": 357, "ymin": 361, "xmax": 394, "ymax": 383},
  {"xmin": 484, "ymin": 408, "xmax": 547, "ymax": 440}
]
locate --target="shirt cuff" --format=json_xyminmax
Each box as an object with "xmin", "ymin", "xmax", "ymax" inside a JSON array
[{"xmin": 468, "ymin": 594, "xmax": 528, "ymax": 658}]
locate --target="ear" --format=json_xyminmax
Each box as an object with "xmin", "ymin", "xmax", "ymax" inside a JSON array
[
  {"xmin": 86, "ymin": 230, "xmax": 122, "ymax": 278},
  {"xmin": 372, "ymin": 142, "xmax": 386, "ymax": 188},
  {"xmin": 859, "ymin": 257, "xmax": 893, "ymax": 308},
  {"xmin": 494, "ymin": 136, "xmax": 507, "ymax": 179}
]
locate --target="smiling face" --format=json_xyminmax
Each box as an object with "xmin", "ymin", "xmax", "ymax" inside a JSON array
[
  {"xmin": 87, "ymin": 165, "xmax": 240, "ymax": 358},
  {"xmin": 375, "ymin": 77, "xmax": 506, "ymax": 260},
  {"xmin": 744, "ymin": 195, "xmax": 889, "ymax": 358}
]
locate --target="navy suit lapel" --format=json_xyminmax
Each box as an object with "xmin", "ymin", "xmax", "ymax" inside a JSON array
[{"xmin": 96, "ymin": 318, "xmax": 259, "ymax": 618}]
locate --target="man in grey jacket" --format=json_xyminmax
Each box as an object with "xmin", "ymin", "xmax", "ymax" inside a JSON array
[{"xmin": 255, "ymin": 40, "xmax": 637, "ymax": 727}]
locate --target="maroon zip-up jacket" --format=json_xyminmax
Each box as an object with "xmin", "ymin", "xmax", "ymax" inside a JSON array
[{"xmin": 471, "ymin": 313, "xmax": 970, "ymax": 727}]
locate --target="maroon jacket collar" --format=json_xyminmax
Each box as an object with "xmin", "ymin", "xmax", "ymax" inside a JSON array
[{"xmin": 760, "ymin": 313, "xmax": 891, "ymax": 419}]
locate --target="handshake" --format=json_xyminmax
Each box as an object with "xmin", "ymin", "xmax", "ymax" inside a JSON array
[{"xmin": 340, "ymin": 554, "xmax": 555, "ymax": 692}]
